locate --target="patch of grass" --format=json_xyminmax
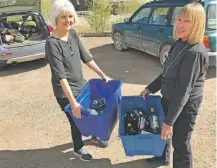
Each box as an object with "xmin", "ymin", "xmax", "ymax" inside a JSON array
[
  {"xmin": 74, "ymin": 18, "xmax": 95, "ymax": 33},
  {"xmin": 74, "ymin": 15, "xmax": 128, "ymax": 34}
]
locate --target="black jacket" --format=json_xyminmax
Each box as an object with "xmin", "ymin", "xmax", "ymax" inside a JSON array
[{"xmin": 146, "ymin": 39, "xmax": 209, "ymax": 125}]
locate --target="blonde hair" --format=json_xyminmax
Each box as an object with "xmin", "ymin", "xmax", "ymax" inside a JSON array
[
  {"xmin": 173, "ymin": 2, "xmax": 206, "ymax": 44},
  {"xmin": 49, "ymin": 0, "xmax": 79, "ymax": 28}
]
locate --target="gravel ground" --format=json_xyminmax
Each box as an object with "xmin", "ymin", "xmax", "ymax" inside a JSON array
[{"xmin": 0, "ymin": 37, "xmax": 216, "ymax": 168}]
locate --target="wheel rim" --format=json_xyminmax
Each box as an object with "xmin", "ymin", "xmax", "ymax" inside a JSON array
[
  {"xmin": 114, "ymin": 33, "xmax": 122, "ymax": 50},
  {"xmin": 161, "ymin": 48, "xmax": 169, "ymax": 65},
  {"xmin": 163, "ymin": 51, "xmax": 169, "ymax": 63}
]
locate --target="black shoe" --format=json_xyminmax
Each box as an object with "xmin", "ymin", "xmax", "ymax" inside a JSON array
[
  {"xmin": 73, "ymin": 147, "xmax": 93, "ymax": 161},
  {"xmin": 90, "ymin": 136, "xmax": 108, "ymax": 148},
  {"xmin": 146, "ymin": 157, "xmax": 170, "ymax": 166}
]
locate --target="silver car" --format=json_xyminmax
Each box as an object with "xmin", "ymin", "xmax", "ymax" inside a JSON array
[{"xmin": 0, "ymin": 0, "xmax": 53, "ymax": 70}]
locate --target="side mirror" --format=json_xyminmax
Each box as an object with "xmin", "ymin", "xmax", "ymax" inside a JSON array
[{"xmin": 124, "ymin": 18, "xmax": 130, "ymax": 23}]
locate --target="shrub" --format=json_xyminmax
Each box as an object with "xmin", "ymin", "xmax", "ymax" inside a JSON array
[
  {"xmin": 41, "ymin": 0, "xmax": 53, "ymax": 21},
  {"xmin": 113, "ymin": 0, "xmax": 148, "ymax": 15},
  {"xmin": 87, "ymin": 0, "xmax": 112, "ymax": 32}
]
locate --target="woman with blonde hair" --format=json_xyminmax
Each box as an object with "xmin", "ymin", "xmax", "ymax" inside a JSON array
[
  {"xmin": 45, "ymin": 0, "xmax": 109, "ymax": 161},
  {"xmin": 140, "ymin": 2, "xmax": 208, "ymax": 168}
]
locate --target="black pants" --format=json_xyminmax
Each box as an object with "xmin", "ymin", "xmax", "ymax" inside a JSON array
[
  {"xmin": 56, "ymin": 97, "xmax": 84, "ymax": 152},
  {"xmin": 161, "ymin": 97, "xmax": 202, "ymax": 168}
]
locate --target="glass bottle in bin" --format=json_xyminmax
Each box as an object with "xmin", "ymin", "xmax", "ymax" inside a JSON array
[
  {"xmin": 149, "ymin": 108, "xmax": 160, "ymax": 134},
  {"xmin": 91, "ymin": 98, "xmax": 106, "ymax": 110},
  {"xmin": 139, "ymin": 112, "xmax": 146, "ymax": 130}
]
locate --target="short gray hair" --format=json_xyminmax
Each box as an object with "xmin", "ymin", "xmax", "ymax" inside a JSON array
[{"xmin": 49, "ymin": 0, "xmax": 79, "ymax": 28}]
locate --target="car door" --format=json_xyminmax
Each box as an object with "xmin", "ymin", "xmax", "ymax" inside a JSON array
[
  {"xmin": 123, "ymin": 6, "xmax": 152, "ymax": 50},
  {"xmin": 140, "ymin": 6, "xmax": 171, "ymax": 56}
]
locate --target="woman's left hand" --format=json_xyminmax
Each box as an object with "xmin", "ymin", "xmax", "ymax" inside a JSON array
[{"xmin": 161, "ymin": 122, "xmax": 173, "ymax": 140}]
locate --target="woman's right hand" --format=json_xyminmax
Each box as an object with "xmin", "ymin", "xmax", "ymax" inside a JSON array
[
  {"xmin": 71, "ymin": 102, "xmax": 83, "ymax": 119},
  {"xmin": 140, "ymin": 88, "xmax": 151, "ymax": 100}
]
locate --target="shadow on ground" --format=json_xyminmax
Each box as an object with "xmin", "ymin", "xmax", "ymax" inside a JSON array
[
  {"xmin": 0, "ymin": 59, "xmax": 47, "ymax": 77},
  {"xmin": 0, "ymin": 142, "xmax": 164, "ymax": 168},
  {"xmin": 206, "ymin": 66, "xmax": 216, "ymax": 79},
  {"xmin": 90, "ymin": 44, "xmax": 216, "ymax": 84},
  {"xmin": 89, "ymin": 44, "xmax": 162, "ymax": 85}
]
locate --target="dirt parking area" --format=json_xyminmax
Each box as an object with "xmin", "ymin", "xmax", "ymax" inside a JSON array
[{"xmin": 0, "ymin": 37, "xmax": 216, "ymax": 168}]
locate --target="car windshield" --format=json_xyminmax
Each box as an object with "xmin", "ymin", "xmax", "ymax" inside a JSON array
[
  {"xmin": 207, "ymin": 4, "xmax": 216, "ymax": 29},
  {"xmin": 0, "ymin": 0, "xmax": 35, "ymax": 8}
]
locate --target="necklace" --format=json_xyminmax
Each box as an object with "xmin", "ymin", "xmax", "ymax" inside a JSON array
[{"xmin": 162, "ymin": 42, "xmax": 189, "ymax": 77}]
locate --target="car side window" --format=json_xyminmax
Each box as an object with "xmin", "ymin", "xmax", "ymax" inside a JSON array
[
  {"xmin": 149, "ymin": 7, "xmax": 170, "ymax": 25},
  {"xmin": 207, "ymin": 4, "xmax": 217, "ymax": 29},
  {"xmin": 171, "ymin": 7, "xmax": 182, "ymax": 25},
  {"xmin": 131, "ymin": 7, "xmax": 151, "ymax": 24}
]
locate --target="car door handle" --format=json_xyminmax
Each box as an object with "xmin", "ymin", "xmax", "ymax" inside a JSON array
[
  {"xmin": 158, "ymin": 28, "xmax": 164, "ymax": 32},
  {"xmin": 136, "ymin": 26, "xmax": 142, "ymax": 32},
  {"xmin": 133, "ymin": 24, "xmax": 141, "ymax": 29}
]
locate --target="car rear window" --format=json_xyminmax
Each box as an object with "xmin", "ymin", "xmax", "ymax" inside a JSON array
[
  {"xmin": 207, "ymin": 4, "xmax": 216, "ymax": 29},
  {"xmin": 6, "ymin": 15, "xmax": 33, "ymax": 22}
]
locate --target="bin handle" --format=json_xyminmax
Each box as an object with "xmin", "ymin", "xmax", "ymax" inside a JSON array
[
  {"xmin": 70, "ymin": 109, "xmax": 89, "ymax": 120},
  {"xmin": 102, "ymin": 78, "xmax": 112, "ymax": 82},
  {"xmin": 81, "ymin": 109, "xmax": 89, "ymax": 116}
]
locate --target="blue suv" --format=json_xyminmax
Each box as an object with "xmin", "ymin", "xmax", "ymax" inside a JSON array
[{"xmin": 111, "ymin": 0, "xmax": 216, "ymax": 66}]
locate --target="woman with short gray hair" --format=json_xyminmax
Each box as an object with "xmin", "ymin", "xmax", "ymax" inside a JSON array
[{"xmin": 45, "ymin": 0, "xmax": 109, "ymax": 161}]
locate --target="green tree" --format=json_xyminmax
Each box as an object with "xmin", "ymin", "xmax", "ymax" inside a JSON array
[
  {"xmin": 88, "ymin": 0, "xmax": 112, "ymax": 32},
  {"xmin": 41, "ymin": 0, "xmax": 52, "ymax": 21}
]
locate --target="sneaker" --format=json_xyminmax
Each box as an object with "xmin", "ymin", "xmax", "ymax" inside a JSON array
[
  {"xmin": 73, "ymin": 147, "xmax": 93, "ymax": 161},
  {"xmin": 90, "ymin": 136, "xmax": 108, "ymax": 148}
]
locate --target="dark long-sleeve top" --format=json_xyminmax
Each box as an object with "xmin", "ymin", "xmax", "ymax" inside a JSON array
[
  {"xmin": 146, "ymin": 39, "xmax": 209, "ymax": 126},
  {"xmin": 45, "ymin": 29, "xmax": 93, "ymax": 98}
]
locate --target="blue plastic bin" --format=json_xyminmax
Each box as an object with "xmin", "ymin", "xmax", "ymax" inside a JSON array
[
  {"xmin": 65, "ymin": 79, "xmax": 122, "ymax": 141},
  {"xmin": 119, "ymin": 95, "xmax": 167, "ymax": 157}
]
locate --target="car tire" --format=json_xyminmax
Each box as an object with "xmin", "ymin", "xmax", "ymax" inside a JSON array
[
  {"xmin": 113, "ymin": 32, "xmax": 126, "ymax": 51},
  {"xmin": 160, "ymin": 45, "xmax": 171, "ymax": 66},
  {"xmin": 0, "ymin": 63, "xmax": 6, "ymax": 71}
]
